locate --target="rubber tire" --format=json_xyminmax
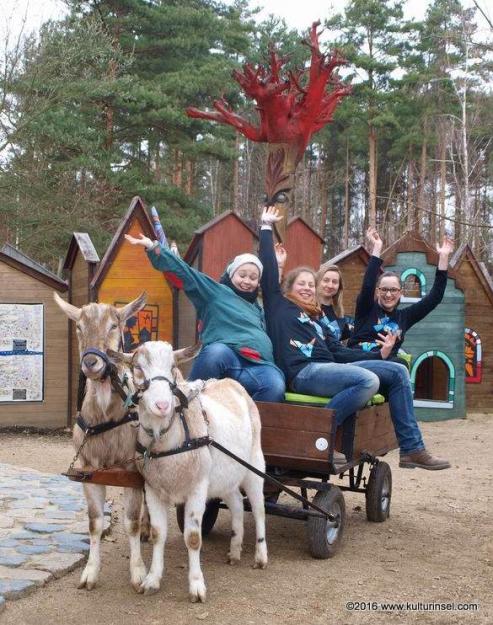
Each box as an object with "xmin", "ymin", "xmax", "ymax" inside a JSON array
[
  {"xmin": 306, "ymin": 487, "xmax": 345, "ymax": 559},
  {"xmin": 176, "ymin": 499, "xmax": 220, "ymax": 536},
  {"xmin": 366, "ymin": 461, "xmax": 392, "ymax": 522}
]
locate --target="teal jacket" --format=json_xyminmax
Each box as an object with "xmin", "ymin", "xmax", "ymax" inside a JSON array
[{"xmin": 147, "ymin": 245, "xmax": 278, "ymax": 367}]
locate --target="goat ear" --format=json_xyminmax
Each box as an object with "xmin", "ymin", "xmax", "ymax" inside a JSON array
[
  {"xmin": 107, "ymin": 349, "xmax": 134, "ymax": 364},
  {"xmin": 53, "ymin": 292, "xmax": 81, "ymax": 321},
  {"xmin": 174, "ymin": 342, "xmax": 202, "ymax": 364},
  {"xmin": 116, "ymin": 292, "xmax": 147, "ymax": 322}
]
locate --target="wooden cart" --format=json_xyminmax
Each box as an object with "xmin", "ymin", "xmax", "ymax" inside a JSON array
[{"xmin": 178, "ymin": 394, "xmax": 398, "ymax": 560}]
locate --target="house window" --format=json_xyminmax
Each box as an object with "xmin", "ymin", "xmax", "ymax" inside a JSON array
[
  {"xmin": 400, "ymin": 268, "xmax": 426, "ymax": 302},
  {"xmin": 465, "ymin": 328, "xmax": 482, "ymax": 383}
]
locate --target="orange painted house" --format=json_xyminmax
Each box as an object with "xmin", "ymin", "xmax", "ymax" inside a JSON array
[{"xmin": 91, "ymin": 196, "xmax": 176, "ymax": 349}]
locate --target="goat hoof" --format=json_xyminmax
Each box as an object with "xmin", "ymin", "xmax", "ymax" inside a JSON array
[
  {"xmin": 189, "ymin": 592, "xmax": 206, "ymax": 603},
  {"xmin": 189, "ymin": 579, "xmax": 206, "ymax": 603},
  {"xmin": 227, "ymin": 555, "xmax": 240, "ymax": 566},
  {"xmin": 143, "ymin": 585, "xmax": 160, "ymax": 596},
  {"xmin": 78, "ymin": 571, "xmax": 97, "ymax": 590},
  {"xmin": 253, "ymin": 557, "xmax": 268, "ymax": 570}
]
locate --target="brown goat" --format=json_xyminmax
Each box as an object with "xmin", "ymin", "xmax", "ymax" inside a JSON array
[{"xmin": 54, "ymin": 292, "xmax": 148, "ymax": 591}]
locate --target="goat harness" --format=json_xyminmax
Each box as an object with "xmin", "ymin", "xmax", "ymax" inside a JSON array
[
  {"xmin": 75, "ymin": 348, "xmax": 139, "ymax": 437},
  {"xmin": 135, "ymin": 376, "xmax": 210, "ymax": 462}
]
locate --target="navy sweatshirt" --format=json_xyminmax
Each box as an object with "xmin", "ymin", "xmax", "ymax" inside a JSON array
[
  {"xmin": 348, "ymin": 255, "xmax": 448, "ymax": 356},
  {"xmin": 320, "ymin": 304, "xmax": 353, "ymax": 342},
  {"xmin": 259, "ymin": 229, "xmax": 381, "ymax": 385}
]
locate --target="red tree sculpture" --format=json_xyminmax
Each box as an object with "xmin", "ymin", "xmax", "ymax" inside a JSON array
[{"xmin": 187, "ymin": 22, "xmax": 351, "ymax": 240}]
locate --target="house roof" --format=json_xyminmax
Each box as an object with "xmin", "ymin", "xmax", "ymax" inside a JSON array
[
  {"xmin": 0, "ymin": 244, "xmax": 67, "ymax": 291},
  {"xmin": 63, "ymin": 233, "xmax": 100, "ymax": 271},
  {"xmin": 381, "ymin": 229, "xmax": 439, "ymax": 266},
  {"xmin": 326, "ymin": 244, "xmax": 370, "ymax": 266},
  {"xmin": 287, "ymin": 216, "xmax": 325, "ymax": 243},
  {"xmin": 450, "ymin": 243, "xmax": 493, "ymax": 306},
  {"xmin": 90, "ymin": 196, "xmax": 156, "ymax": 291},
  {"xmin": 184, "ymin": 210, "xmax": 258, "ymax": 264}
]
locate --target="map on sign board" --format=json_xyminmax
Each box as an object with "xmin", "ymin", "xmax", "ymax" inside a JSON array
[{"xmin": 0, "ymin": 303, "xmax": 44, "ymax": 402}]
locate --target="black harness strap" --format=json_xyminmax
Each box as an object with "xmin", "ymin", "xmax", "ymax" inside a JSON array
[
  {"xmin": 136, "ymin": 437, "xmax": 211, "ymax": 460},
  {"xmin": 77, "ymin": 411, "xmax": 139, "ymax": 436},
  {"xmin": 76, "ymin": 370, "xmax": 87, "ymax": 413},
  {"xmin": 75, "ymin": 348, "xmax": 139, "ymax": 436},
  {"xmin": 209, "ymin": 440, "xmax": 336, "ymax": 521}
]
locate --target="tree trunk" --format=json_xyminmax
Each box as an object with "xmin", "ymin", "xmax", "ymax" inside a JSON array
[
  {"xmin": 406, "ymin": 156, "xmax": 415, "ymax": 231},
  {"xmin": 439, "ymin": 139, "xmax": 446, "ymax": 240},
  {"xmin": 417, "ymin": 125, "xmax": 428, "ymax": 234},
  {"xmin": 343, "ymin": 139, "xmax": 350, "ymax": 249},
  {"xmin": 232, "ymin": 133, "xmax": 240, "ymax": 212},
  {"xmin": 319, "ymin": 154, "xmax": 329, "ymax": 245},
  {"xmin": 368, "ymin": 126, "xmax": 377, "ymax": 227}
]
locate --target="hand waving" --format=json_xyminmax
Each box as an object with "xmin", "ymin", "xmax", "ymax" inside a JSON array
[
  {"xmin": 366, "ymin": 226, "xmax": 383, "ymax": 256},
  {"xmin": 124, "ymin": 233, "xmax": 154, "ymax": 249},
  {"xmin": 376, "ymin": 331, "xmax": 397, "ymax": 360},
  {"xmin": 261, "ymin": 206, "xmax": 282, "ymax": 226},
  {"xmin": 436, "ymin": 235, "xmax": 454, "ymax": 257}
]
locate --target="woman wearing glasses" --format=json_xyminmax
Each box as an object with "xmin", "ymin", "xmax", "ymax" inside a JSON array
[{"xmin": 348, "ymin": 227, "xmax": 454, "ymax": 364}]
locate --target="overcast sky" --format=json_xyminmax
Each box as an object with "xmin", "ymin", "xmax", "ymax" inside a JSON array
[{"xmin": 2, "ymin": 0, "xmax": 491, "ymax": 46}]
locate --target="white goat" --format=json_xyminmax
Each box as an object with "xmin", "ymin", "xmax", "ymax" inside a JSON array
[
  {"xmin": 54, "ymin": 292, "xmax": 148, "ymax": 591},
  {"xmin": 113, "ymin": 341, "xmax": 268, "ymax": 602}
]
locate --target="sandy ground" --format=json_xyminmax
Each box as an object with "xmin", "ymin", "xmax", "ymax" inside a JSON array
[{"xmin": 0, "ymin": 414, "xmax": 491, "ymax": 625}]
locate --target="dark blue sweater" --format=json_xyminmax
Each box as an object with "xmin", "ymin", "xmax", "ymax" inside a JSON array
[
  {"xmin": 259, "ymin": 229, "xmax": 381, "ymax": 385},
  {"xmin": 320, "ymin": 304, "xmax": 353, "ymax": 342},
  {"xmin": 348, "ymin": 255, "xmax": 448, "ymax": 355}
]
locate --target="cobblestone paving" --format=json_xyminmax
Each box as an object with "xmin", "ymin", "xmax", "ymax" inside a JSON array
[{"xmin": 0, "ymin": 463, "xmax": 111, "ymax": 610}]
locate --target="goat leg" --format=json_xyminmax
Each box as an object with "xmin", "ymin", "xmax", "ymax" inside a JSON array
[
  {"xmin": 139, "ymin": 485, "xmax": 167, "ymax": 595},
  {"xmin": 123, "ymin": 487, "xmax": 147, "ymax": 591},
  {"xmin": 184, "ymin": 482, "xmax": 208, "ymax": 603},
  {"xmin": 79, "ymin": 483, "xmax": 105, "ymax": 590}
]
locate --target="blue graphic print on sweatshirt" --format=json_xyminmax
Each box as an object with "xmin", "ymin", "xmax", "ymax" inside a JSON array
[{"xmin": 320, "ymin": 315, "xmax": 343, "ymax": 341}]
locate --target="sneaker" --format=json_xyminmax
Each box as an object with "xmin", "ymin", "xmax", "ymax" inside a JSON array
[{"xmin": 399, "ymin": 450, "xmax": 451, "ymax": 471}]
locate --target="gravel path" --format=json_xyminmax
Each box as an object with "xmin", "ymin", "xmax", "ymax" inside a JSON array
[{"xmin": 0, "ymin": 415, "xmax": 491, "ymax": 625}]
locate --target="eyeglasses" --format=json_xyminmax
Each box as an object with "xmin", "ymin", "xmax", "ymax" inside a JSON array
[{"xmin": 378, "ymin": 287, "xmax": 401, "ymax": 294}]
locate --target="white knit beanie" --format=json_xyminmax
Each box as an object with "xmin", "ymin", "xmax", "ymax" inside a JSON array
[{"xmin": 226, "ymin": 253, "xmax": 263, "ymax": 279}]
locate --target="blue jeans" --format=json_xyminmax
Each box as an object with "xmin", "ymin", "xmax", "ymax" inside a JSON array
[
  {"xmin": 353, "ymin": 361, "xmax": 425, "ymax": 455},
  {"xmin": 188, "ymin": 342, "xmax": 286, "ymax": 402},
  {"xmin": 291, "ymin": 362, "xmax": 380, "ymax": 425}
]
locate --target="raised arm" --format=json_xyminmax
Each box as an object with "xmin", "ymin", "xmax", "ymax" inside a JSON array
[
  {"xmin": 354, "ymin": 227, "xmax": 384, "ymax": 318},
  {"xmin": 401, "ymin": 236, "xmax": 454, "ymax": 328},
  {"xmin": 125, "ymin": 233, "xmax": 224, "ymax": 307},
  {"xmin": 259, "ymin": 207, "xmax": 283, "ymax": 302}
]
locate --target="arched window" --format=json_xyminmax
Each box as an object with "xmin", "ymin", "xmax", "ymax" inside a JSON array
[
  {"xmin": 410, "ymin": 350, "xmax": 455, "ymax": 409},
  {"xmin": 465, "ymin": 328, "xmax": 482, "ymax": 383},
  {"xmin": 400, "ymin": 268, "xmax": 426, "ymax": 302}
]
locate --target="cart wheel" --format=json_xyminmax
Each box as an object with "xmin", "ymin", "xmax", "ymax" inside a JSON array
[
  {"xmin": 176, "ymin": 499, "xmax": 220, "ymax": 536},
  {"xmin": 366, "ymin": 461, "xmax": 392, "ymax": 522},
  {"xmin": 306, "ymin": 487, "xmax": 345, "ymax": 559}
]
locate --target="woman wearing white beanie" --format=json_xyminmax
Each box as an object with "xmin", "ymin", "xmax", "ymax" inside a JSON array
[{"xmin": 125, "ymin": 234, "xmax": 285, "ymax": 402}]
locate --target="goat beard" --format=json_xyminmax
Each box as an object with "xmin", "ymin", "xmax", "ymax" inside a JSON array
[{"xmin": 89, "ymin": 378, "xmax": 113, "ymax": 417}]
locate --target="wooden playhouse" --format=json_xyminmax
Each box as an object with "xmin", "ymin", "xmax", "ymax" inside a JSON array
[
  {"xmin": 326, "ymin": 231, "xmax": 493, "ymax": 419},
  {"xmin": 0, "ymin": 244, "xmax": 69, "ymax": 428},
  {"xmin": 62, "ymin": 196, "xmax": 177, "ymax": 424}
]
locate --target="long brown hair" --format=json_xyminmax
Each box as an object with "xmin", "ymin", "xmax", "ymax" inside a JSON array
[{"xmin": 316, "ymin": 263, "xmax": 345, "ymax": 318}]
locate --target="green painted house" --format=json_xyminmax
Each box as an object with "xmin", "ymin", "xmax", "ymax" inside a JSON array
[{"xmin": 382, "ymin": 231, "xmax": 466, "ymax": 421}]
